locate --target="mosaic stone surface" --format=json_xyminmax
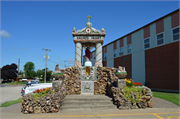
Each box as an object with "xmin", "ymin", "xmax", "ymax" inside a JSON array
[
  {"xmin": 81, "ymin": 81, "xmax": 94, "ymax": 94},
  {"xmin": 118, "ymin": 79, "xmax": 126, "ymax": 88},
  {"xmin": 79, "ymin": 66, "xmax": 97, "ymax": 81}
]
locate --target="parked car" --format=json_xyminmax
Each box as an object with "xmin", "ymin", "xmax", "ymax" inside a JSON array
[
  {"xmin": 26, "ymin": 80, "xmax": 40, "ymax": 85},
  {"xmin": 1, "ymin": 80, "xmax": 11, "ymax": 83},
  {"xmin": 21, "ymin": 83, "xmax": 52, "ymax": 96},
  {"xmin": 33, "ymin": 79, "xmax": 40, "ymax": 82},
  {"xmin": 22, "ymin": 79, "xmax": 27, "ymax": 82}
]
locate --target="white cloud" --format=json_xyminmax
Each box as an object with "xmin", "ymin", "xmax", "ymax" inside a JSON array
[{"xmin": 0, "ymin": 30, "xmax": 12, "ymax": 39}]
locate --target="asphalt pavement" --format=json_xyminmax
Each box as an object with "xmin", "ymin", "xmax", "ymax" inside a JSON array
[
  {"xmin": 0, "ymin": 84, "xmax": 24, "ymax": 105},
  {"xmin": 0, "ymin": 84, "xmax": 179, "ymax": 119}
]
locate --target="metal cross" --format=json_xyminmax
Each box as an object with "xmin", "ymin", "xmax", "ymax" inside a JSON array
[{"xmin": 87, "ymin": 15, "xmax": 92, "ymax": 22}]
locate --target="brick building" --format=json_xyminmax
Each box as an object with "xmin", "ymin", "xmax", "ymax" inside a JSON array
[{"xmin": 83, "ymin": 9, "xmax": 179, "ymax": 92}]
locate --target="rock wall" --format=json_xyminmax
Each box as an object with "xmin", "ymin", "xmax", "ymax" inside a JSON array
[
  {"xmin": 111, "ymin": 86, "xmax": 153, "ymax": 109},
  {"xmin": 22, "ymin": 66, "xmax": 153, "ymax": 114},
  {"xmin": 95, "ymin": 67, "xmax": 118, "ymax": 95},
  {"xmin": 52, "ymin": 66, "xmax": 81, "ymax": 94},
  {"xmin": 21, "ymin": 83, "xmax": 67, "ymax": 114}
]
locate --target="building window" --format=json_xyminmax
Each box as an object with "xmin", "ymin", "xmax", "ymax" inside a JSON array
[
  {"xmin": 157, "ymin": 33, "xmax": 164, "ymax": 45},
  {"xmin": 172, "ymin": 27, "xmax": 179, "ymax": 41},
  {"xmin": 113, "ymin": 50, "xmax": 116, "ymax": 57},
  {"xmin": 104, "ymin": 53, "xmax": 107, "ymax": 60},
  {"xmin": 127, "ymin": 45, "xmax": 131, "ymax": 54},
  {"xmin": 119, "ymin": 48, "xmax": 123, "ymax": 56},
  {"xmin": 144, "ymin": 38, "xmax": 150, "ymax": 49}
]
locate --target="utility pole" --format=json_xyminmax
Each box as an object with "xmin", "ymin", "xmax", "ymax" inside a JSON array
[
  {"xmin": 43, "ymin": 48, "xmax": 51, "ymax": 83},
  {"xmin": 17, "ymin": 58, "xmax": 20, "ymax": 83},
  {"xmin": 64, "ymin": 60, "xmax": 67, "ymax": 68}
]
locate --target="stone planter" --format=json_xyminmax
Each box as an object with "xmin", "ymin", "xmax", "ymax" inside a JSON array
[{"xmin": 116, "ymin": 73, "xmax": 127, "ymax": 79}]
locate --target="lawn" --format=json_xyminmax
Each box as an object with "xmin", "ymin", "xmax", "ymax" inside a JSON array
[
  {"xmin": 152, "ymin": 91, "xmax": 180, "ymax": 106},
  {"xmin": 39, "ymin": 81, "xmax": 52, "ymax": 83},
  {"xmin": 0, "ymin": 98, "xmax": 22, "ymax": 107},
  {"xmin": 5, "ymin": 82, "xmax": 27, "ymax": 85}
]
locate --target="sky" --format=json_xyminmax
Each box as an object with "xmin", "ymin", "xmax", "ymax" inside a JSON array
[{"xmin": 0, "ymin": 0, "xmax": 179, "ymax": 72}]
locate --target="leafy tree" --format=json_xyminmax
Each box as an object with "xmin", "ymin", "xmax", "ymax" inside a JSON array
[
  {"xmin": 41, "ymin": 68, "xmax": 52, "ymax": 81},
  {"xmin": 1, "ymin": 63, "xmax": 18, "ymax": 81},
  {"xmin": 19, "ymin": 71, "xmax": 24, "ymax": 75},
  {"xmin": 36, "ymin": 69, "xmax": 43, "ymax": 79},
  {"xmin": 23, "ymin": 62, "xmax": 35, "ymax": 77}
]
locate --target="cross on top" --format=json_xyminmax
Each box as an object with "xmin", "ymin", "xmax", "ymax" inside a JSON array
[{"xmin": 87, "ymin": 15, "xmax": 92, "ymax": 22}]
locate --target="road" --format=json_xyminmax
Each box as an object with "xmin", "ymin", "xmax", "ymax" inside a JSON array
[
  {"xmin": 0, "ymin": 84, "xmax": 179, "ymax": 119},
  {"xmin": 0, "ymin": 84, "xmax": 23, "ymax": 105}
]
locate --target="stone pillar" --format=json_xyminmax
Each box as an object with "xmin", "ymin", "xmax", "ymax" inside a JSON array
[
  {"xmin": 74, "ymin": 42, "xmax": 82, "ymax": 67},
  {"xmin": 95, "ymin": 42, "xmax": 103, "ymax": 67},
  {"xmin": 118, "ymin": 79, "xmax": 126, "ymax": 89}
]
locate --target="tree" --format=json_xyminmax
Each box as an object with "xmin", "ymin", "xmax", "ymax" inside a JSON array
[
  {"xmin": 41, "ymin": 68, "xmax": 52, "ymax": 81},
  {"xmin": 1, "ymin": 63, "xmax": 18, "ymax": 81},
  {"xmin": 23, "ymin": 62, "xmax": 35, "ymax": 77},
  {"xmin": 36, "ymin": 69, "xmax": 43, "ymax": 79}
]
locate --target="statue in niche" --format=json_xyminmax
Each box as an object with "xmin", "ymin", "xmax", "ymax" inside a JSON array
[
  {"xmin": 86, "ymin": 67, "xmax": 90, "ymax": 76},
  {"xmin": 83, "ymin": 44, "xmax": 93, "ymax": 61}
]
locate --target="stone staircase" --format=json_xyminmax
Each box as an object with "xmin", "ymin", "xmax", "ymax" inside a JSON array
[{"xmin": 60, "ymin": 95, "xmax": 117, "ymax": 112}]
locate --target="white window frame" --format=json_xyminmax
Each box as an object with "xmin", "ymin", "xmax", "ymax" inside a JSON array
[
  {"xmin": 156, "ymin": 32, "xmax": 164, "ymax": 46},
  {"xmin": 144, "ymin": 37, "xmax": 150, "ymax": 49},
  {"xmin": 113, "ymin": 50, "xmax": 116, "ymax": 58},
  {"xmin": 127, "ymin": 44, "xmax": 131, "ymax": 54},
  {"xmin": 119, "ymin": 47, "xmax": 123, "ymax": 56},
  {"xmin": 172, "ymin": 26, "xmax": 180, "ymax": 42}
]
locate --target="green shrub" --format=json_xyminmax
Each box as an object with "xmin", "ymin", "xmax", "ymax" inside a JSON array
[
  {"xmin": 52, "ymin": 73, "xmax": 63, "ymax": 75},
  {"xmin": 126, "ymin": 82, "xmax": 134, "ymax": 87},
  {"xmin": 122, "ymin": 86, "xmax": 146, "ymax": 103}
]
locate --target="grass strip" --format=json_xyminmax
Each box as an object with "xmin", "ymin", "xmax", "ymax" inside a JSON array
[
  {"xmin": 5, "ymin": 82, "xmax": 27, "ymax": 85},
  {"xmin": 0, "ymin": 98, "xmax": 22, "ymax": 107},
  {"xmin": 152, "ymin": 91, "xmax": 180, "ymax": 106},
  {"xmin": 39, "ymin": 81, "xmax": 52, "ymax": 83}
]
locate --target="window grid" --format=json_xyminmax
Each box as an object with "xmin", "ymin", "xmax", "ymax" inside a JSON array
[
  {"xmin": 127, "ymin": 45, "xmax": 131, "ymax": 54},
  {"xmin": 119, "ymin": 48, "xmax": 123, "ymax": 56},
  {"xmin": 113, "ymin": 50, "xmax": 116, "ymax": 58},
  {"xmin": 144, "ymin": 38, "xmax": 150, "ymax": 49},
  {"xmin": 172, "ymin": 27, "xmax": 179, "ymax": 41},
  {"xmin": 157, "ymin": 33, "xmax": 164, "ymax": 45},
  {"xmin": 104, "ymin": 54, "xmax": 107, "ymax": 60}
]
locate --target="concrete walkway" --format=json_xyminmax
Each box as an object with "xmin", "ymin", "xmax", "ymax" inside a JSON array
[{"xmin": 0, "ymin": 103, "xmax": 179, "ymax": 119}]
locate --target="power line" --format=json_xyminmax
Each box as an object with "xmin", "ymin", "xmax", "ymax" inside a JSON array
[{"xmin": 22, "ymin": 50, "xmax": 44, "ymax": 62}]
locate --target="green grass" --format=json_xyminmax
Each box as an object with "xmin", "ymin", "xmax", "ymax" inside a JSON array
[
  {"xmin": 5, "ymin": 82, "xmax": 27, "ymax": 85},
  {"xmin": 0, "ymin": 98, "xmax": 22, "ymax": 107},
  {"xmin": 39, "ymin": 81, "xmax": 52, "ymax": 83},
  {"xmin": 152, "ymin": 91, "xmax": 180, "ymax": 106}
]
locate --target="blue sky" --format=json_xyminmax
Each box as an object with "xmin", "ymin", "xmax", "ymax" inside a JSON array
[{"xmin": 1, "ymin": 1, "xmax": 179, "ymax": 71}]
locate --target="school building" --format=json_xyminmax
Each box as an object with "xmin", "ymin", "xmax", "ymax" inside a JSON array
[{"xmin": 83, "ymin": 9, "xmax": 179, "ymax": 92}]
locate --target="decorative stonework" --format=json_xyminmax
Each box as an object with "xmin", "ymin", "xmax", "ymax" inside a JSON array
[
  {"xmin": 73, "ymin": 15, "xmax": 105, "ymax": 67},
  {"xmin": 79, "ymin": 66, "xmax": 97, "ymax": 81},
  {"xmin": 81, "ymin": 81, "xmax": 94, "ymax": 94},
  {"xmin": 118, "ymin": 79, "xmax": 126, "ymax": 89}
]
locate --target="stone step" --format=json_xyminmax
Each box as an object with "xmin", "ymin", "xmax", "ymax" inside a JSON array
[
  {"xmin": 62, "ymin": 101, "xmax": 114, "ymax": 106},
  {"xmin": 64, "ymin": 95, "xmax": 113, "ymax": 101},
  {"xmin": 60, "ymin": 95, "xmax": 117, "ymax": 112},
  {"xmin": 60, "ymin": 105, "xmax": 117, "ymax": 111}
]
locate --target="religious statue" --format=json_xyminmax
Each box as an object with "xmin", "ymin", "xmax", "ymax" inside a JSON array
[
  {"xmin": 55, "ymin": 64, "xmax": 60, "ymax": 71},
  {"xmin": 83, "ymin": 45, "xmax": 93, "ymax": 61}
]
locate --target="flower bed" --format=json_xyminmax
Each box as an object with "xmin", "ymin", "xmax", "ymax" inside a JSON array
[{"xmin": 111, "ymin": 86, "xmax": 153, "ymax": 109}]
